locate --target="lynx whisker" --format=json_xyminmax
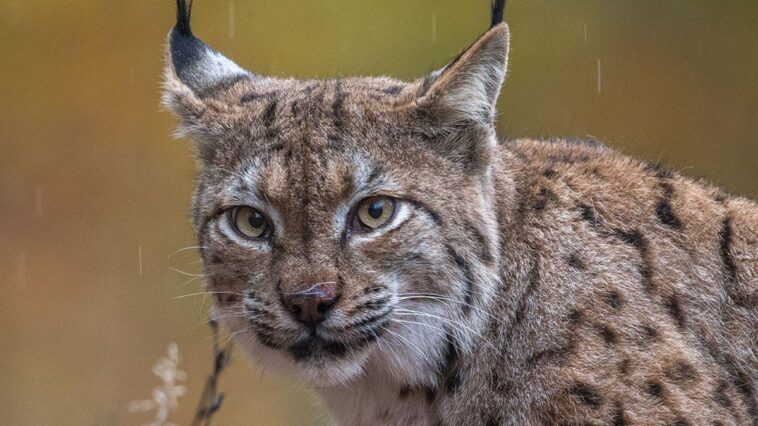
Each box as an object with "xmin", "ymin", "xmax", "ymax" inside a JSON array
[
  {"xmin": 169, "ymin": 267, "xmax": 211, "ymax": 278},
  {"xmin": 397, "ymin": 293, "xmax": 507, "ymax": 327},
  {"xmin": 173, "ymin": 290, "xmax": 247, "ymax": 300},
  {"xmin": 395, "ymin": 308, "xmax": 503, "ymax": 357},
  {"xmin": 278, "ymin": 281, "xmax": 338, "ymax": 295},
  {"xmin": 378, "ymin": 323, "xmax": 428, "ymax": 360},
  {"xmin": 168, "ymin": 245, "xmax": 205, "ymax": 257}
]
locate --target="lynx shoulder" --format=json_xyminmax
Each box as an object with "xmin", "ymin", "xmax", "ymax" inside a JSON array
[{"xmin": 162, "ymin": 1, "xmax": 757, "ymax": 424}]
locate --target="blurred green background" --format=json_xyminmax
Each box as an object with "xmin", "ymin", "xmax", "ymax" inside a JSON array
[{"xmin": 1, "ymin": 1, "xmax": 756, "ymax": 425}]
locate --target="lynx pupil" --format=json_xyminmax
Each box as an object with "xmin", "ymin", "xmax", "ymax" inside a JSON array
[
  {"xmin": 368, "ymin": 201, "xmax": 384, "ymax": 219},
  {"xmin": 248, "ymin": 211, "xmax": 265, "ymax": 228}
]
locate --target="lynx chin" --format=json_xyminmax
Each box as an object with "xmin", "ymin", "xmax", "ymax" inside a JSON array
[{"xmin": 163, "ymin": 1, "xmax": 757, "ymax": 424}]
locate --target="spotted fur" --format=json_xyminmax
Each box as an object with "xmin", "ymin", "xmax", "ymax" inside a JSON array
[{"xmin": 163, "ymin": 1, "xmax": 757, "ymax": 424}]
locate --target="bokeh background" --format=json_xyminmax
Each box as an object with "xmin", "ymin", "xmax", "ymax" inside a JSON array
[{"xmin": 1, "ymin": 1, "xmax": 756, "ymax": 424}]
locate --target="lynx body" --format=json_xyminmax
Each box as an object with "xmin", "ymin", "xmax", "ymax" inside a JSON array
[{"xmin": 163, "ymin": 1, "xmax": 757, "ymax": 424}]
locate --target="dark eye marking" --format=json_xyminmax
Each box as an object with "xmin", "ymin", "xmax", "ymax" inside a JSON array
[{"xmin": 408, "ymin": 200, "xmax": 442, "ymax": 227}]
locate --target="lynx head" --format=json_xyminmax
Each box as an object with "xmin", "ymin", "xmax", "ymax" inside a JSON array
[{"xmin": 164, "ymin": 0, "xmax": 509, "ymax": 387}]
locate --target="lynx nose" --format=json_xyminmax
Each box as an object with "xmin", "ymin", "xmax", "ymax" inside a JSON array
[{"xmin": 281, "ymin": 283, "xmax": 338, "ymax": 326}]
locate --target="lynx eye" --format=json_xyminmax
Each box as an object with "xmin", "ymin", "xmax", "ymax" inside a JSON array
[
  {"xmin": 228, "ymin": 206, "xmax": 271, "ymax": 239},
  {"xmin": 353, "ymin": 197, "xmax": 396, "ymax": 230}
]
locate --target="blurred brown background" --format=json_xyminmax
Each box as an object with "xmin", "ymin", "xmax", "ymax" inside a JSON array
[{"xmin": 1, "ymin": 1, "xmax": 756, "ymax": 425}]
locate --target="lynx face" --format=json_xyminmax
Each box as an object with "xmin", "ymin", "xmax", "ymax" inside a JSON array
[{"xmin": 164, "ymin": 4, "xmax": 508, "ymax": 386}]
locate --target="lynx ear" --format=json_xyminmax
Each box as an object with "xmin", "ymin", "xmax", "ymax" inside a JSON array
[
  {"xmin": 162, "ymin": 0, "xmax": 251, "ymax": 136},
  {"xmin": 416, "ymin": 23, "xmax": 509, "ymax": 129}
]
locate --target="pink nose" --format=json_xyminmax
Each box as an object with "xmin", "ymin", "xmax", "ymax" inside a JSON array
[{"xmin": 282, "ymin": 284, "xmax": 338, "ymax": 325}]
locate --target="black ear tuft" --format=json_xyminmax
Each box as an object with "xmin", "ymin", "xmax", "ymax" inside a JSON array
[
  {"xmin": 176, "ymin": 0, "xmax": 194, "ymax": 36},
  {"xmin": 490, "ymin": 0, "xmax": 506, "ymax": 28},
  {"xmin": 166, "ymin": 0, "xmax": 249, "ymax": 94}
]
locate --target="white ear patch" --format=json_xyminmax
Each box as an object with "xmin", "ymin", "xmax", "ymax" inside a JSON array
[
  {"xmin": 189, "ymin": 44, "xmax": 248, "ymax": 88},
  {"xmin": 168, "ymin": 29, "xmax": 250, "ymax": 95}
]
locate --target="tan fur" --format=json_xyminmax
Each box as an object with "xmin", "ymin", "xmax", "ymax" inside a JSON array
[{"xmin": 163, "ymin": 10, "xmax": 757, "ymax": 425}]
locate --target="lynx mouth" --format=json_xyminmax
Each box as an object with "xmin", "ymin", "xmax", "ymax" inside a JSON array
[{"xmin": 286, "ymin": 328, "xmax": 382, "ymax": 362}]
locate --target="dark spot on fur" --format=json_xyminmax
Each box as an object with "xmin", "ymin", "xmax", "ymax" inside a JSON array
[
  {"xmin": 240, "ymin": 92, "xmax": 264, "ymax": 103},
  {"xmin": 425, "ymin": 387, "xmax": 436, "ymax": 404},
  {"xmin": 718, "ymin": 216, "xmax": 751, "ymax": 307},
  {"xmin": 399, "ymin": 386, "xmax": 411, "ymax": 399},
  {"xmin": 241, "ymin": 89, "xmax": 279, "ymax": 104},
  {"xmin": 505, "ymin": 258, "xmax": 541, "ymax": 341},
  {"xmin": 656, "ymin": 182, "xmax": 682, "ymax": 229},
  {"xmin": 440, "ymin": 333, "xmax": 462, "ymax": 393},
  {"xmin": 383, "ymin": 85, "xmax": 403, "ymax": 95},
  {"xmin": 605, "ymin": 290, "xmax": 622, "ymax": 310},
  {"xmin": 714, "ymin": 381, "xmax": 732, "ymax": 407},
  {"xmin": 656, "ymin": 200, "xmax": 681, "ymax": 229},
  {"xmin": 526, "ymin": 342, "xmax": 573, "ymax": 366},
  {"xmin": 267, "ymin": 141, "xmax": 285, "ymax": 153},
  {"xmin": 569, "ymin": 309, "xmax": 583, "ymax": 324},
  {"xmin": 598, "ymin": 324, "xmax": 618, "ymax": 345},
  {"xmin": 569, "ymin": 382, "xmax": 602, "ymax": 408},
  {"xmin": 378, "ymin": 407, "xmax": 390, "ymax": 421},
  {"xmin": 290, "ymin": 99, "xmax": 301, "ymax": 116},
  {"xmin": 664, "ymin": 294, "xmax": 686, "ymax": 329},
  {"xmin": 332, "ymin": 81, "xmax": 344, "ymax": 129},
  {"xmin": 641, "ymin": 324, "xmax": 659, "ymax": 342},
  {"xmin": 666, "ymin": 360, "xmax": 698, "ymax": 384},
  {"xmin": 615, "ymin": 229, "xmax": 654, "ymax": 292},
  {"xmin": 568, "ymin": 253, "xmax": 586, "ymax": 270},
  {"xmin": 615, "ymin": 228, "xmax": 643, "ymax": 249},
  {"xmin": 485, "ymin": 415, "xmax": 501, "ymax": 426},
  {"xmin": 489, "ymin": 368, "xmax": 510, "ymax": 394},
  {"xmin": 532, "ymin": 187, "xmax": 555, "ymax": 210},
  {"xmin": 719, "ymin": 217, "xmax": 737, "ymax": 283},
  {"xmin": 619, "ymin": 359, "xmax": 631, "ymax": 376},
  {"xmin": 647, "ymin": 381, "xmax": 663, "ymax": 398},
  {"xmin": 210, "ymin": 255, "xmax": 223, "ymax": 264},
  {"xmin": 543, "ymin": 168, "xmax": 557, "ymax": 178},
  {"xmin": 733, "ymin": 369, "xmax": 758, "ymax": 419},
  {"xmin": 578, "ymin": 202, "xmax": 597, "ymax": 223},
  {"xmin": 611, "ymin": 401, "xmax": 626, "ymax": 425},
  {"xmin": 674, "ymin": 416, "xmax": 690, "ymax": 426},
  {"xmin": 262, "ymin": 99, "xmax": 277, "ymax": 126}
]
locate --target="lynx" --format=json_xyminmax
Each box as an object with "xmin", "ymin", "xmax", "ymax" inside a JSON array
[{"xmin": 163, "ymin": 1, "xmax": 757, "ymax": 424}]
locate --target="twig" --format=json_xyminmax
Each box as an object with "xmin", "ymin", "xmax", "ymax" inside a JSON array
[{"xmin": 191, "ymin": 317, "xmax": 233, "ymax": 426}]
